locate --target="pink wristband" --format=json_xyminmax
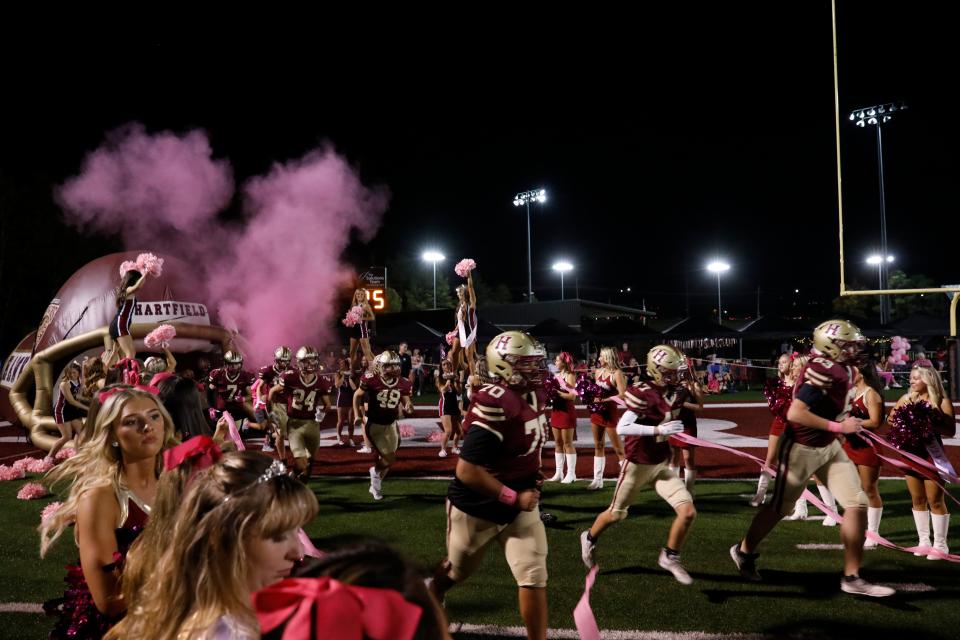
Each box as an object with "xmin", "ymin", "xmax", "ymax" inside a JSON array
[
  {"xmin": 827, "ymin": 421, "xmax": 843, "ymax": 433},
  {"xmin": 498, "ymin": 485, "xmax": 518, "ymax": 506}
]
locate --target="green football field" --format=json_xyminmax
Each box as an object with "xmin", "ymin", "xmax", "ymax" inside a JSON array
[{"xmin": 1, "ymin": 475, "xmax": 958, "ymax": 639}]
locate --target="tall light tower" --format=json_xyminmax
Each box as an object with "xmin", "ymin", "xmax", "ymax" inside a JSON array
[
  {"xmin": 513, "ymin": 188, "xmax": 547, "ymax": 302},
  {"xmin": 850, "ymin": 101, "xmax": 906, "ymax": 325},
  {"xmin": 707, "ymin": 260, "xmax": 731, "ymax": 325},
  {"xmin": 421, "ymin": 250, "xmax": 445, "ymax": 309},
  {"xmin": 552, "ymin": 261, "xmax": 573, "ymax": 300}
]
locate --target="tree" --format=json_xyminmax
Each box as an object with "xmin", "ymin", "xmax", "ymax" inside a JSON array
[
  {"xmin": 385, "ymin": 287, "xmax": 403, "ymax": 312},
  {"xmin": 831, "ymin": 270, "xmax": 949, "ymax": 320},
  {"xmin": 403, "ymin": 272, "xmax": 455, "ymax": 310},
  {"xmin": 471, "ymin": 272, "xmax": 514, "ymax": 307}
]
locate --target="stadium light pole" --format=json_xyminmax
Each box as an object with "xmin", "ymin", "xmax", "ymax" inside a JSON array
[
  {"xmin": 421, "ymin": 250, "xmax": 445, "ymax": 309},
  {"xmin": 707, "ymin": 260, "xmax": 731, "ymax": 325},
  {"xmin": 850, "ymin": 102, "xmax": 905, "ymax": 326},
  {"xmin": 866, "ymin": 254, "xmax": 895, "ymax": 324},
  {"xmin": 513, "ymin": 188, "xmax": 547, "ymax": 303},
  {"xmin": 552, "ymin": 261, "xmax": 573, "ymax": 300}
]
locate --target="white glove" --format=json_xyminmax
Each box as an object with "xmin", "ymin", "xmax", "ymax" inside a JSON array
[
  {"xmin": 315, "ymin": 408, "xmax": 327, "ymax": 423},
  {"xmin": 657, "ymin": 420, "xmax": 684, "ymax": 436}
]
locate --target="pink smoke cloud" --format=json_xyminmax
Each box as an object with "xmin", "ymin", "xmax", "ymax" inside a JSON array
[
  {"xmin": 58, "ymin": 125, "xmax": 389, "ymax": 363},
  {"xmin": 57, "ymin": 123, "xmax": 234, "ymax": 244},
  {"xmin": 215, "ymin": 147, "xmax": 389, "ymax": 359}
]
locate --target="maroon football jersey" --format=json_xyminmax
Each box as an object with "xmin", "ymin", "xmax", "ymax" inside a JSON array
[
  {"xmin": 461, "ymin": 382, "xmax": 548, "ymax": 485},
  {"xmin": 208, "ymin": 368, "xmax": 256, "ymax": 410},
  {"xmin": 789, "ymin": 355, "xmax": 855, "ymax": 447},
  {"xmin": 279, "ymin": 370, "xmax": 331, "ymax": 419},
  {"xmin": 258, "ymin": 364, "xmax": 285, "ymax": 388},
  {"xmin": 360, "ymin": 373, "xmax": 412, "ymax": 424},
  {"xmin": 621, "ymin": 382, "xmax": 675, "ymax": 465}
]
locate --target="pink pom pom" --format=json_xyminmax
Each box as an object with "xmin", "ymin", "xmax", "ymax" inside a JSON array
[
  {"xmin": 136, "ymin": 252, "xmax": 164, "ymax": 277},
  {"xmin": 55, "ymin": 448, "xmax": 76, "ymax": 462},
  {"xmin": 342, "ymin": 305, "xmax": 365, "ymax": 327},
  {"xmin": 398, "ymin": 423, "xmax": 416, "ymax": 439},
  {"xmin": 11, "ymin": 458, "xmax": 32, "ymax": 472},
  {"xmin": 445, "ymin": 330, "xmax": 459, "ymax": 346},
  {"xmin": 454, "ymin": 258, "xmax": 476, "ymax": 278},
  {"xmin": 119, "ymin": 260, "xmax": 139, "ymax": 277},
  {"xmin": 426, "ymin": 430, "xmax": 444, "ymax": 443},
  {"xmin": 144, "ymin": 324, "xmax": 177, "ymax": 349},
  {"xmin": 17, "ymin": 482, "xmax": 50, "ymax": 500},
  {"xmin": 41, "ymin": 501, "xmax": 63, "ymax": 524},
  {"xmin": 24, "ymin": 458, "xmax": 54, "ymax": 474},
  {"xmin": 0, "ymin": 465, "xmax": 26, "ymax": 481}
]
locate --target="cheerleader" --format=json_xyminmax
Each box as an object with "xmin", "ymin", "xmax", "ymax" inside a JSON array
[
  {"xmin": 435, "ymin": 360, "xmax": 462, "ymax": 457},
  {"xmin": 669, "ymin": 363, "xmax": 704, "ymax": 495},
  {"xmin": 890, "ymin": 365, "xmax": 955, "ymax": 558},
  {"xmin": 102, "ymin": 268, "xmax": 147, "ymax": 366},
  {"xmin": 751, "ymin": 353, "xmax": 794, "ymax": 506},
  {"xmin": 548, "ymin": 352, "xmax": 579, "ymax": 484},
  {"xmin": 41, "ymin": 387, "xmax": 176, "ymax": 639},
  {"xmin": 843, "ymin": 363, "xmax": 885, "ymax": 547},
  {"xmin": 47, "ymin": 362, "xmax": 89, "ymax": 461},
  {"xmin": 587, "ymin": 347, "xmax": 626, "ymax": 490},
  {"xmin": 348, "ymin": 289, "xmax": 376, "ymax": 373},
  {"xmin": 447, "ymin": 272, "xmax": 478, "ymax": 374},
  {"xmin": 334, "ymin": 359, "xmax": 358, "ymax": 447}
]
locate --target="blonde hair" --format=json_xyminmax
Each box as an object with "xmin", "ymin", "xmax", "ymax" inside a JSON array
[
  {"xmin": 39, "ymin": 388, "xmax": 177, "ymax": 557},
  {"xmin": 354, "ymin": 288, "xmax": 368, "ymax": 305},
  {"xmin": 909, "ymin": 365, "xmax": 947, "ymax": 410},
  {"xmin": 110, "ymin": 452, "xmax": 318, "ymax": 640},
  {"xmin": 599, "ymin": 347, "xmax": 621, "ymax": 372}
]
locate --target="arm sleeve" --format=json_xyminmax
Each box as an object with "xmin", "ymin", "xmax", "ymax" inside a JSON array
[
  {"xmin": 795, "ymin": 383, "xmax": 822, "ymax": 407},
  {"xmin": 616, "ymin": 410, "xmax": 657, "ymax": 437}
]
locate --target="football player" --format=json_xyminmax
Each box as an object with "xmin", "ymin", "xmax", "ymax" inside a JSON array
[
  {"xmin": 431, "ymin": 331, "xmax": 550, "ymax": 640},
  {"xmin": 580, "ymin": 345, "xmax": 697, "ymax": 585},
  {"xmin": 353, "ymin": 351, "xmax": 413, "ymax": 501},
  {"xmin": 206, "ymin": 350, "xmax": 257, "ymax": 427},
  {"xmin": 268, "ymin": 346, "xmax": 332, "ymax": 482},
  {"xmin": 730, "ymin": 320, "xmax": 895, "ymax": 597},
  {"xmin": 252, "ymin": 345, "xmax": 292, "ymax": 456}
]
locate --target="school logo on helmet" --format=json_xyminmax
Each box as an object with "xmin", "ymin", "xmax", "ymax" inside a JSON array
[
  {"xmin": 646, "ymin": 344, "xmax": 685, "ymax": 385},
  {"xmin": 224, "ymin": 350, "xmax": 244, "ymax": 374},
  {"xmin": 143, "ymin": 356, "xmax": 167, "ymax": 375},
  {"xmin": 812, "ymin": 319, "xmax": 865, "ymax": 364},
  {"xmin": 296, "ymin": 346, "xmax": 319, "ymax": 373},
  {"xmin": 374, "ymin": 350, "xmax": 401, "ymax": 381},
  {"xmin": 274, "ymin": 345, "xmax": 292, "ymax": 370},
  {"xmin": 485, "ymin": 331, "xmax": 546, "ymax": 390}
]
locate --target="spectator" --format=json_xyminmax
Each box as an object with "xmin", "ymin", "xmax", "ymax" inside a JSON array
[
  {"xmin": 618, "ymin": 342, "xmax": 634, "ymax": 367},
  {"xmin": 410, "ymin": 348, "xmax": 425, "ymax": 396},
  {"xmin": 913, "ymin": 352, "xmax": 933, "ymax": 368},
  {"xmin": 398, "ymin": 343, "xmax": 413, "ymax": 381}
]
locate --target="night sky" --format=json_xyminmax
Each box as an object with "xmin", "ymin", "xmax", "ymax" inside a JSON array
[{"xmin": 1, "ymin": 4, "xmax": 955, "ymax": 353}]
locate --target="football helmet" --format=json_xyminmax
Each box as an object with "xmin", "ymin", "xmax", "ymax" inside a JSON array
[
  {"xmin": 143, "ymin": 356, "xmax": 167, "ymax": 375},
  {"xmin": 296, "ymin": 346, "xmax": 319, "ymax": 373},
  {"xmin": 485, "ymin": 331, "xmax": 546, "ymax": 390},
  {"xmin": 274, "ymin": 345, "xmax": 292, "ymax": 371},
  {"xmin": 812, "ymin": 319, "xmax": 866, "ymax": 364},
  {"xmin": 223, "ymin": 350, "xmax": 244, "ymax": 374},
  {"xmin": 374, "ymin": 351, "xmax": 401, "ymax": 381},
  {"xmin": 646, "ymin": 344, "xmax": 685, "ymax": 386}
]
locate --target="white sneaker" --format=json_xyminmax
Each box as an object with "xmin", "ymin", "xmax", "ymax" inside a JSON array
[
  {"xmin": 658, "ymin": 549, "xmax": 693, "ymax": 585},
  {"xmin": 261, "ymin": 441, "xmax": 274, "ymax": 452},
  {"xmin": 822, "ymin": 516, "xmax": 838, "ymax": 527},
  {"xmin": 368, "ymin": 466, "xmax": 383, "ymax": 501},
  {"xmin": 357, "ymin": 445, "xmax": 373, "ymax": 454},
  {"xmin": 452, "ymin": 447, "xmax": 461, "ymax": 455},
  {"xmin": 580, "ymin": 531, "xmax": 596, "ymax": 568},
  {"xmin": 438, "ymin": 449, "xmax": 448, "ymax": 458},
  {"xmin": 840, "ymin": 576, "xmax": 895, "ymax": 597}
]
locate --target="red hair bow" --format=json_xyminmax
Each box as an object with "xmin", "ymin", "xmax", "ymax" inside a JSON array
[
  {"xmin": 254, "ymin": 577, "xmax": 422, "ymax": 640},
  {"xmin": 162, "ymin": 435, "xmax": 223, "ymax": 473}
]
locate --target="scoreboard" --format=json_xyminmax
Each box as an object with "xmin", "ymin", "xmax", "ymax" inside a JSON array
[{"xmin": 360, "ymin": 267, "xmax": 387, "ymax": 311}]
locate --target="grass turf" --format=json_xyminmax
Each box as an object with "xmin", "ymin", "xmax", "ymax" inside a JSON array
[{"xmin": 2, "ymin": 477, "xmax": 958, "ymax": 639}]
